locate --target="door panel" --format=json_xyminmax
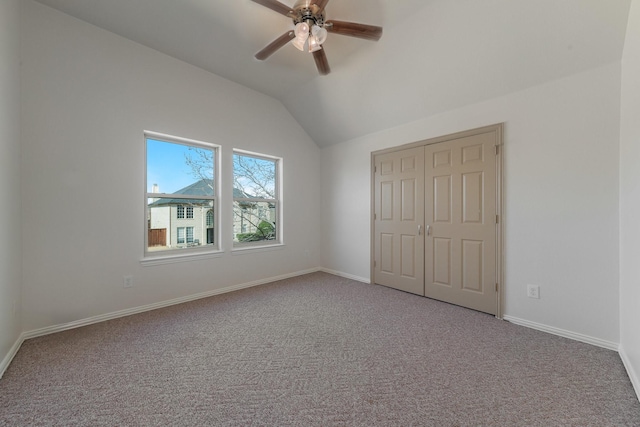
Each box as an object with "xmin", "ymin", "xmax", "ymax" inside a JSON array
[
  {"xmin": 461, "ymin": 239, "xmax": 483, "ymax": 292},
  {"xmin": 374, "ymin": 146, "xmax": 425, "ymax": 295},
  {"xmin": 433, "ymin": 237, "xmax": 452, "ymax": 286},
  {"xmin": 401, "ymin": 179, "xmax": 417, "ymax": 221},
  {"xmin": 434, "ymin": 175, "xmax": 452, "ymax": 223},
  {"xmin": 401, "ymin": 234, "xmax": 417, "ymax": 277},
  {"xmin": 425, "ymin": 132, "xmax": 497, "ymax": 314},
  {"xmin": 380, "ymin": 233, "xmax": 394, "ymax": 273},
  {"xmin": 462, "ymin": 172, "xmax": 483, "ymax": 223}
]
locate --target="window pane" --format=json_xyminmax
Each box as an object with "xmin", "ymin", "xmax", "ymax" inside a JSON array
[
  {"xmin": 147, "ymin": 138, "xmax": 215, "ymax": 195},
  {"xmin": 233, "ymin": 201, "xmax": 276, "ymax": 243},
  {"xmin": 233, "ymin": 154, "xmax": 276, "ymax": 199},
  {"xmin": 147, "ymin": 198, "xmax": 214, "ymax": 251}
]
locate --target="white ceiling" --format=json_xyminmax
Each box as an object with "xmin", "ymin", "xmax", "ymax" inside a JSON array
[{"xmin": 34, "ymin": 0, "xmax": 631, "ymax": 147}]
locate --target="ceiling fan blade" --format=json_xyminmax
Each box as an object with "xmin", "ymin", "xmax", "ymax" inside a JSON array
[
  {"xmin": 310, "ymin": 0, "xmax": 330, "ymax": 11},
  {"xmin": 255, "ymin": 31, "xmax": 295, "ymax": 60},
  {"xmin": 313, "ymin": 48, "xmax": 331, "ymax": 75},
  {"xmin": 251, "ymin": 0, "xmax": 293, "ymax": 17},
  {"xmin": 326, "ymin": 20, "xmax": 383, "ymax": 41}
]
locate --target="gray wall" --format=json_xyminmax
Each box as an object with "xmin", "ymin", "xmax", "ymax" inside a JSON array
[
  {"xmin": 620, "ymin": 0, "xmax": 640, "ymax": 398},
  {"xmin": 0, "ymin": 0, "xmax": 23, "ymax": 374}
]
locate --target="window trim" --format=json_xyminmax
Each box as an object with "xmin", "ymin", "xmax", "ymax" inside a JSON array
[
  {"xmin": 143, "ymin": 130, "xmax": 221, "ymax": 262},
  {"xmin": 232, "ymin": 149, "xmax": 283, "ymax": 250}
]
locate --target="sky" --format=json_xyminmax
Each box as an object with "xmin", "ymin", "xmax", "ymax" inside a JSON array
[
  {"xmin": 146, "ymin": 138, "xmax": 212, "ymax": 194},
  {"xmin": 147, "ymin": 137, "xmax": 276, "ymax": 198}
]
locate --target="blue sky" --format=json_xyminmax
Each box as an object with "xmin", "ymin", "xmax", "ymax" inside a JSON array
[
  {"xmin": 147, "ymin": 138, "xmax": 276, "ymax": 197},
  {"xmin": 146, "ymin": 138, "xmax": 212, "ymax": 194}
]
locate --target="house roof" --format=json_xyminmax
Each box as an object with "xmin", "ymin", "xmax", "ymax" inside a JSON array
[
  {"xmin": 149, "ymin": 179, "xmax": 212, "ymax": 207},
  {"xmin": 148, "ymin": 180, "xmax": 248, "ymax": 206}
]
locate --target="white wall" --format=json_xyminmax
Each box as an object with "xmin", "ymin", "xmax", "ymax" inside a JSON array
[
  {"xmin": 620, "ymin": 0, "xmax": 640, "ymax": 396},
  {"xmin": 20, "ymin": 1, "xmax": 321, "ymax": 332},
  {"xmin": 322, "ymin": 63, "xmax": 621, "ymax": 345},
  {"xmin": 0, "ymin": 0, "xmax": 22, "ymax": 374}
]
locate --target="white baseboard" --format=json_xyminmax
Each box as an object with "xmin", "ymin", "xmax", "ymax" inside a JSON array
[
  {"xmin": 0, "ymin": 333, "xmax": 26, "ymax": 380},
  {"xmin": 319, "ymin": 268, "xmax": 370, "ymax": 284},
  {"xmin": 503, "ymin": 315, "xmax": 619, "ymax": 351},
  {"xmin": 2, "ymin": 268, "xmax": 324, "ymax": 378},
  {"xmin": 619, "ymin": 345, "xmax": 640, "ymax": 401},
  {"xmin": 21, "ymin": 268, "xmax": 322, "ymax": 341}
]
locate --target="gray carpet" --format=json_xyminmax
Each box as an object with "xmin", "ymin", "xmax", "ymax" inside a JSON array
[{"xmin": 1, "ymin": 272, "xmax": 639, "ymax": 426}]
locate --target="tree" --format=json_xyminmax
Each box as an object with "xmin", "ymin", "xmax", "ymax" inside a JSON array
[
  {"xmin": 185, "ymin": 148, "xmax": 277, "ymax": 243},
  {"xmin": 184, "ymin": 146, "xmax": 214, "ymax": 190}
]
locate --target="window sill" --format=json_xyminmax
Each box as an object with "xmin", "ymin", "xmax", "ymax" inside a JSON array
[
  {"xmin": 140, "ymin": 249, "xmax": 224, "ymax": 266},
  {"xmin": 231, "ymin": 243, "xmax": 284, "ymax": 256}
]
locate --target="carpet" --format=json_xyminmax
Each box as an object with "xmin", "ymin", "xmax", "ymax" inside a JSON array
[{"xmin": 1, "ymin": 272, "xmax": 639, "ymax": 426}]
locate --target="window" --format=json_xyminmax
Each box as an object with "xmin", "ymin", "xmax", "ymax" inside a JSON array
[
  {"xmin": 177, "ymin": 226, "xmax": 195, "ymax": 245},
  {"xmin": 145, "ymin": 132, "xmax": 219, "ymax": 256},
  {"xmin": 233, "ymin": 150, "xmax": 281, "ymax": 246},
  {"xmin": 206, "ymin": 210, "xmax": 214, "ymax": 244}
]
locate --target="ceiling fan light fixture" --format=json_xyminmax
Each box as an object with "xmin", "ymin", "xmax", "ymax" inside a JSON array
[
  {"xmin": 294, "ymin": 22, "xmax": 310, "ymax": 38},
  {"xmin": 312, "ymin": 25, "xmax": 328, "ymax": 45},
  {"xmin": 292, "ymin": 34, "xmax": 308, "ymax": 51},
  {"xmin": 252, "ymin": 0, "xmax": 384, "ymax": 76},
  {"xmin": 308, "ymin": 35, "xmax": 322, "ymax": 52},
  {"xmin": 292, "ymin": 22, "xmax": 310, "ymax": 51}
]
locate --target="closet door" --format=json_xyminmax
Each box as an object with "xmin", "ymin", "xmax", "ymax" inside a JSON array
[
  {"xmin": 424, "ymin": 131, "xmax": 498, "ymax": 314},
  {"xmin": 373, "ymin": 146, "xmax": 425, "ymax": 296}
]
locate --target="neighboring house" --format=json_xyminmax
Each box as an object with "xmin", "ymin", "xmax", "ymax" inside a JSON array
[
  {"xmin": 148, "ymin": 180, "xmax": 215, "ymax": 249},
  {"xmin": 148, "ymin": 179, "xmax": 276, "ymax": 249}
]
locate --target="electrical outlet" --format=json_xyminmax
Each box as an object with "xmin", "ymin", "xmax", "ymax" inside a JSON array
[
  {"xmin": 527, "ymin": 284, "xmax": 540, "ymax": 299},
  {"xmin": 123, "ymin": 275, "xmax": 134, "ymax": 288}
]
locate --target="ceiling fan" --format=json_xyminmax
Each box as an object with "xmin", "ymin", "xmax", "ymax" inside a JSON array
[{"xmin": 251, "ymin": 0, "xmax": 383, "ymax": 75}]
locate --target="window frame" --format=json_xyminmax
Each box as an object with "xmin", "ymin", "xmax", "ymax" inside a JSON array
[
  {"xmin": 232, "ymin": 149, "xmax": 283, "ymax": 250},
  {"xmin": 143, "ymin": 131, "xmax": 221, "ymax": 263}
]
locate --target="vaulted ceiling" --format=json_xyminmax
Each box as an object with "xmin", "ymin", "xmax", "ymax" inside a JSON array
[{"xmin": 34, "ymin": 0, "xmax": 631, "ymax": 147}]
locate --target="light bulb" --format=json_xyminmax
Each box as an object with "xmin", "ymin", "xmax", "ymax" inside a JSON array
[
  {"xmin": 292, "ymin": 35, "xmax": 308, "ymax": 51},
  {"xmin": 294, "ymin": 22, "xmax": 310, "ymax": 38},
  {"xmin": 312, "ymin": 25, "xmax": 328, "ymax": 45},
  {"xmin": 308, "ymin": 35, "xmax": 321, "ymax": 53}
]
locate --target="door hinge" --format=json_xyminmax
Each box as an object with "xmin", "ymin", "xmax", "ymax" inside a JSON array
[
  {"xmin": 496, "ymin": 214, "xmax": 499, "ymax": 224},
  {"xmin": 495, "ymin": 145, "xmax": 500, "ymax": 155},
  {"xmin": 374, "ymin": 213, "xmax": 377, "ymax": 220},
  {"xmin": 374, "ymin": 166, "xmax": 377, "ymax": 173},
  {"xmin": 374, "ymin": 260, "xmax": 377, "ymax": 267},
  {"xmin": 495, "ymin": 283, "xmax": 499, "ymax": 292}
]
